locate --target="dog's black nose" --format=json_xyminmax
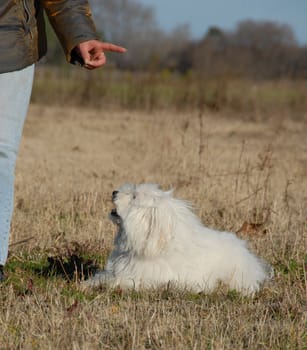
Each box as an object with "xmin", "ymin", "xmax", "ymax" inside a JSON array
[{"xmin": 112, "ymin": 191, "xmax": 119, "ymax": 200}]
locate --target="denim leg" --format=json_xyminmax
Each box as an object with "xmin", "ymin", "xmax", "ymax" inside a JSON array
[{"xmin": 0, "ymin": 65, "xmax": 34, "ymax": 265}]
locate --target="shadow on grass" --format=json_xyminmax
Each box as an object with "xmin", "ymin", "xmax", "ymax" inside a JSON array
[
  {"xmin": 39, "ymin": 254, "xmax": 99, "ymax": 281},
  {"xmin": 6, "ymin": 241, "xmax": 107, "ymax": 283},
  {"xmin": 6, "ymin": 252, "xmax": 101, "ymax": 284}
]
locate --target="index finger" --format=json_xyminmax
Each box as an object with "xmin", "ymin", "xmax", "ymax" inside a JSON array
[{"xmin": 101, "ymin": 42, "xmax": 127, "ymax": 53}]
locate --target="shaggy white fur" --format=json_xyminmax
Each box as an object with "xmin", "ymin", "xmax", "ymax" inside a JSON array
[{"xmin": 84, "ymin": 183, "xmax": 272, "ymax": 295}]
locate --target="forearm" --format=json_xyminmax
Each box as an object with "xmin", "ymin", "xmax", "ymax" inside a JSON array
[{"xmin": 41, "ymin": 0, "xmax": 100, "ymax": 61}]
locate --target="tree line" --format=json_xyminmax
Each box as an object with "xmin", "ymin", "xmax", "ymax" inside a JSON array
[{"xmin": 45, "ymin": 0, "xmax": 307, "ymax": 79}]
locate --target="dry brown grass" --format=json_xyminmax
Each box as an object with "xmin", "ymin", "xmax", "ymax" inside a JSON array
[
  {"xmin": 32, "ymin": 67, "xmax": 307, "ymax": 115},
  {"xmin": 0, "ymin": 103, "xmax": 306, "ymax": 349}
]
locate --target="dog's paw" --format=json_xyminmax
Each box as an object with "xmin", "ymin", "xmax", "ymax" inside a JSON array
[
  {"xmin": 78, "ymin": 278, "xmax": 97, "ymax": 292},
  {"xmin": 79, "ymin": 272, "xmax": 111, "ymax": 291}
]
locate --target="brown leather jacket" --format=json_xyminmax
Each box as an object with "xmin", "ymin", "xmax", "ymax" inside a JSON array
[{"xmin": 0, "ymin": 0, "xmax": 99, "ymax": 73}]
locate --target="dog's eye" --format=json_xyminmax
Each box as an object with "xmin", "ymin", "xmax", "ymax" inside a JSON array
[{"xmin": 132, "ymin": 193, "xmax": 137, "ymax": 199}]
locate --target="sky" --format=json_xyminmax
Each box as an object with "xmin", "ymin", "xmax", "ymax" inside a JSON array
[{"xmin": 139, "ymin": 0, "xmax": 307, "ymax": 45}]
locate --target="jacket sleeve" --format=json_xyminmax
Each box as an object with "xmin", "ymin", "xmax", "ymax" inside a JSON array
[{"xmin": 41, "ymin": 0, "xmax": 100, "ymax": 62}]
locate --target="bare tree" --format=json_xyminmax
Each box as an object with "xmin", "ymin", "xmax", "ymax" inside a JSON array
[
  {"xmin": 233, "ymin": 20, "xmax": 297, "ymax": 50},
  {"xmin": 89, "ymin": 0, "xmax": 191, "ymax": 69},
  {"xmin": 89, "ymin": 0, "xmax": 159, "ymax": 68},
  {"xmin": 189, "ymin": 20, "xmax": 301, "ymax": 79}
]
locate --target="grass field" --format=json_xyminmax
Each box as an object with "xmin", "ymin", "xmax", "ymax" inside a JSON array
[{"xmin": 0, "ymin": 98, "xmax": 306, "ymax": 348}]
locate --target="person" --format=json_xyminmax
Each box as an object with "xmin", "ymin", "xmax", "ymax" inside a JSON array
[{"xmin": 0, "ymin": 0, "xmax": 126, "ymax": 281}]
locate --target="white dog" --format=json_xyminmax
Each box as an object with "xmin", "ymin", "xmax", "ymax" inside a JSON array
[{"xmin": 84, "ymin": 184, "xmax": 272, "ymax": 295}]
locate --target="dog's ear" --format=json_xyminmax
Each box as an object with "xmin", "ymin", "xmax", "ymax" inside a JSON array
[
  {"xmin": 124, "ymin": 202, "xmax": 174, "ymax": 257},
  {"xmin": 145, "ymin": 204, "xmax": 174, "ymax": 256}
]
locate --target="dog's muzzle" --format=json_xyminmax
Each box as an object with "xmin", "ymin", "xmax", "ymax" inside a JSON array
[
  {"xmin": 112, "ymin": 191, "xmax": 119, "ymax": 201},
  {"xmin": 111, "ymin": 208, "xmax": 120, "ymax": 218},
  {"xmin": 110, "ymin": 208, "xmax": 121, "ymax": 224},
  {"xmin": 110, "ymin": 190, "xmax": 121, "ymax": 224}
]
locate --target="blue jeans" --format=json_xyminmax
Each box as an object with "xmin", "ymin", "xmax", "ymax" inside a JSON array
[{"xmin": 0, "ymin": 65, "xmax": 34, "ymax": 265}]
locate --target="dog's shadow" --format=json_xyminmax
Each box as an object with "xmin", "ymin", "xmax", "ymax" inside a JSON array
[{"xmin": 34, "ymin": 254, "xmax": 99, "ymax": 282}]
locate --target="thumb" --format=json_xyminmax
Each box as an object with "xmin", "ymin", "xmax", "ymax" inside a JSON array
[{"xmin": 78, "ymin": 44, "xmax": 92, "ymax": 64}]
